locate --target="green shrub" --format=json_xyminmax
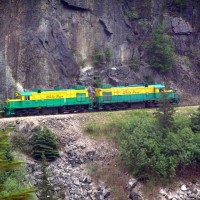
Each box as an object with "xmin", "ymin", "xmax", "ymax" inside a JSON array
[
  {"xmin": 129, "ymin": 58, "xmax": 140, "ymax": 71},
  {"xmin": 138, "ymin": 19, "xmax": 149, "ymax": 32},
  {"xmin": 85, "ymin": 122, "xmax": 100, "ymax": 134},
  {"xmin": 93, "ymin": 77, "xmax": 102, "ymax": 88},
  {"xmin": 31, "ymin": 129, "xmax": 59, "ymax": 161},
  {"xmin": 91, "ymin": 47, "xmax": 112, "ymax": 67},
  {"xmin": 116, "ymin": 111, "xmax": 199, "ymax": 182},
  {"xmin": 154, "ymin": 93, "xmax": 176, "ymax": 133},
  {"xmin": 147, "ymin": 24, "xmax": 175, "ymax": 73},
  {"xmin": 0, "ymin": 168, "xmax": 35, "ymax": 200},
  {"xmin": 11, "ymin": 133, "xmax": 28, "ymax": 153},
  {"xmin": 38, "ymin": 156, "xmax": 55, "ymax": 200},
  {"xmin": 125, "ymin": 7, "xmax": 139, "ymax": 20},
  {"xmin": 78, "ymin": 59, "xmax": 87, "ymax": 68},
  {"xmin": 0, "ymin": 129, "xmax": 35, "ymax": 199},
  {"xmin": 190, "ymin": 106, "xmax": 200, "ymax": 133},
  {"xmin": 84, "ymin": 110, "xmax": 199, "ymax": 182}
]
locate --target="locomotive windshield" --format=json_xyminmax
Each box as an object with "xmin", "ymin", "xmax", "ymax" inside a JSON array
[{"xmin": 15, "ymin": 93, "xmax": 22, "ymax": 100}]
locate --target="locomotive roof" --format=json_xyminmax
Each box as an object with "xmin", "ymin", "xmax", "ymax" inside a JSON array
[
  {"xmin": 17, "ymin": 85, "xmax": 87, "ymax": 96},
  {"xmin": 99, "ymin": 83, "xmax": 165, "ymax": 89}
]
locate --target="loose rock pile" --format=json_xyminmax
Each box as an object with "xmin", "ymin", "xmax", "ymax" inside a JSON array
[
  {"xmin": 160, "ymin": 183, "xmax": 200, "ymax": 200},
  {"xmin": 126, "ymin": 177, "xmax": 200, "ymax": 200},
  {"xmin": 15, "ymin": 116, "xmax": 115, "ymax": 200}
]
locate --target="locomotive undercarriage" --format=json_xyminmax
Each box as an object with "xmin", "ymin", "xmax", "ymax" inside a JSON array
[
  {"xmin": 6, "ymin": 101, "xmax": 165, "ymax": 118},
  {"xmin": 102, "ymin": 102, "xmax": 146, "ymax": 111},
  {"xmin": 13, "ymin": 105, "xmax": 89, "ymax": 117}
]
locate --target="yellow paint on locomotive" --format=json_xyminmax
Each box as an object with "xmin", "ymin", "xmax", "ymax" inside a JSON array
[
  {"xmin": 5, "ymin": 89, "xmax": 89, "ymax": 103},
  {"xmin": 30, "ymin": 90, "xmax": 89, "ymax": 100},
  {"xmin": 95, "ymin": 85, "xmax": 159, "ymax": 96}
]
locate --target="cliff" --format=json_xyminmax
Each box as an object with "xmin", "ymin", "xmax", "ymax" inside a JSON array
[{"xmin": 0, "ymin": 0, "xmax": 199, "ymax": 103}]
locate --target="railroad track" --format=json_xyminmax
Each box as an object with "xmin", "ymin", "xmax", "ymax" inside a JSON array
[{"xmin": 0, "ymin": 105, "xmax": 198, "ymax": 122}]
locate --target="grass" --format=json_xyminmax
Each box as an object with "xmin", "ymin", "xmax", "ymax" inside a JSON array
[
  {"xmin": 83, "ymin": 107, "xmax": 197, "ymax": 139},
  {"xmin": 85, "ymin": 159, "xmax": 129, "ymax": 200}
]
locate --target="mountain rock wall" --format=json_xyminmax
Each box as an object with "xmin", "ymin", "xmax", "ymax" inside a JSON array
[{"xmin": 0, "ymin": 0, "xmax": 199, "ymax": 102}]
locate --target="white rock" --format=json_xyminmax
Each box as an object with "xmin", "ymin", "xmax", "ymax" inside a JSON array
[
  {"xmin": 127, "ymin": 178, "xmax": 137, "ymax": 191},
  {"xmin": 181, "ymin": 184, "xmax": 188, "ymax": 191}
]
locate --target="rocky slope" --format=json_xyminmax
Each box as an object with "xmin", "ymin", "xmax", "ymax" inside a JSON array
[
  {"xmin": 0, "ymin": 113, "xmax": 199, "ymax": 200},
  {"xmin": 0, "ymin": 0, "xmax": 199, "ymax": 103}
]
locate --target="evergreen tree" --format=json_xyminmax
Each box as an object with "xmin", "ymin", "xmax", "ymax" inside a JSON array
[
  {"xmin": 0, "ymin": 131, "xmax": 22, "ymax": 172},
  {"xmin": 191, "ymin": 106, "xmax": 200, "ymax": 133},
  {"xmin": 38, "ymin": 155, "xmax": 54, "ymax": 200},
  {"xmin": 0, "ymin": 130, "xmax": 35, "ymax": 200},
  {"xmin": 154, "ymin": 93, "xmax": 175, "ymax": 135},
  {"xmin": 31, "ymin": 128, "xmax": 59, "ymax": 161},
  {"xmin": 147, "ymin": 24, "xmax": 175, "ymax": 73}
]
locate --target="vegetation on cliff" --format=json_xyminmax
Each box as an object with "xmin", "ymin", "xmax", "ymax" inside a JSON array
[
  {"xmin": 31, "ymin": 128, "xmax": 59, "ymax": 161},
  {"xmin": 85, "ymin": 106, "xmax": 200, "ymax": 183},
  {"xmin": 147, "ymin": 24, "xmax": 175, "ymax": 73}
]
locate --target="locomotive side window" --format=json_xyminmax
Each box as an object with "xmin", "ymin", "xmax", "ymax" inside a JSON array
[
  {"xmin": 16, "ymin": 96, "xmax": 22, "ymax": 99},
  {"xmin": 103, "ymin": 92, "xmax": 112, "ymax": 101},
  {"xmin": 25, "ymin": 96, "xmax": 30, "ymax": 101},
  {"xmin": 159, "ymin": 89, "xmax": 164, "ymax": 92},
  {"xmin": 77, "ymin": 93, "xmax": 86, "ymax": 102}
]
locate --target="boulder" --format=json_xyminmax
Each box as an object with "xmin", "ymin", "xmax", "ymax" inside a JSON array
[
  {"xmin": 127, "ymin": 178, "xmax": 138, "ymax": 191},
  {"xmin": 172, "ymin": 17, "xmax": 193, "ymax": 35},
  {"xmin": 129, "ymin": 191, "xmax": 143, "ymax": 200}
]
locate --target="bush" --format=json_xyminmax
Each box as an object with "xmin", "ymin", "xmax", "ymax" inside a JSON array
[
  {"xmin": 93, "ymin": 76, "xmax": 102, "ymax": 88},
  {"xmin": 91, "ymin": 47, "xmax": 112, "ymax": 67},
  {"xmin": 129, "ymin": 58, "xmax": 140, "ymax": 71},
  {"xmin": 78, "ymin": 59, "xmax": 87, "ymax": 68},
  {"xmin": 147, "ymin": 24, "xmax": 175, "ymax": 73},
  {"xmin": 0, "ymin": 129, "xmax": 35, "ymax": 199},
  {"xmin": 154, "ymin": 93, "xmax": 175, "ymax": 133},
  {"xmin": 190, "ymin": 106, "xmax": 200, "ymax": 133},
  {"xmin": 11, "ymin": 133, "xmax": 28, "ymax": 153},
  {"xmin": 83, "ymin": 110, "xmax": 199, "ymax": 182},
  {"xmin": 117, "ymin": 111, "xmax": 199, "ymax": 182},
  {"xmin": 31, "ymin": 129, "xmax": 59, "ymax": 161},
  {"xmin": 125, "ymin": 7, "xmax": 139, "ymax": 20}
]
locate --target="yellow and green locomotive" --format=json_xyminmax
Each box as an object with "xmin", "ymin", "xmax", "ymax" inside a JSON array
[
  {"xmin": 0, "ymin": 83, "xmax": 179, "ymax": 117},
  {"xmin": 0, "ymin": 86, "xmax": 92, "ymax": 117},
  {"xmin": 95, "ymin": 83, "xmax": 179, "ymax": 110}
]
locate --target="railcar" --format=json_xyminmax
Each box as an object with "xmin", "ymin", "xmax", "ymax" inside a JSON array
[
  {"xmin": 1, "ymin": 86, "xmax": 92, "ymax": 117},
  {"xmin": 94, "ymin": 83, "xmax": 179, "ymax": 110}
]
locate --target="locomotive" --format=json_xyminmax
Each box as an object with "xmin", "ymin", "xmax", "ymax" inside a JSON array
[{"xmin": 0, "ymin": 83, "xmax": 179, "ymax": 117}]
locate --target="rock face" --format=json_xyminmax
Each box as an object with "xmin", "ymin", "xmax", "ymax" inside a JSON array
[{"xmin": 0, "ymin": 0, "xmax": 199, "ymax": 102}]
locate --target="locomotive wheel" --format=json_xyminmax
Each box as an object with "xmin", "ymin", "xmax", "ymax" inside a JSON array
[{"xmin": 41, "ymin": 108, "xmax": 58, "ymax": 115}]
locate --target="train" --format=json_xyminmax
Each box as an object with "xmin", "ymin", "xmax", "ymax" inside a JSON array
[{"xmin": 0, "ymin": 83, "xmax": 179, "ymax": 117}]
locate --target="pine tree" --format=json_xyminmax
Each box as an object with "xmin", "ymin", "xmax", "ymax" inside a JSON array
[
  {"xmin": 38, "ymin": 155, "xmax": 54, "ymax": 200},
  {"xmin": 154, "ymin": 93, "xmax": 175, "ymax": 135},
  {"xmin": 31, "ymin": 129, "xmax": 59, "ymax": 161},
  {"xmin": 191, "ymin": 106, "xmax": 200, "ymax": 133},
  {"xmin": 147, "ymin": 24, "xmax": 175, "ymax": 73},
  {"xmin": 0, "ymin": 131, "xmax": 22, "ymax": 172},
  {"xmin": 0, "ymin": 130, "xmax": 35, "ymax": 200}
]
